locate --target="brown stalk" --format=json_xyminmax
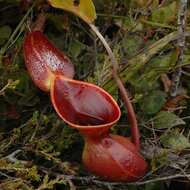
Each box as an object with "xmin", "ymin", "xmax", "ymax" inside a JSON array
[
  {"xmin": 89, "ymin": 23, "xmax": 140, "ymax": 151},
  {"xmin": 32, "ymin": 12, "xmax": 47, "ymax": 32},
  {"xmin": 169, "ymin": 0, "xmax": 187, "ymax": 97}
]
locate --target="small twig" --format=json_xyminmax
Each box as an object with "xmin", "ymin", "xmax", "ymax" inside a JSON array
[
  {"xmin": 29, "ymin": 124, "xmax": 39, "ymax": 143},
  {"xmin": 89, "ymin": 23, "xmax": 140, "ymax": 150},
  {"xmin": 0, "ymin": 80, "xmax": 13, "ymax": 94},
  {"xmin": 0, "ymin": 171, "xmax": 12, "ymax": 179},
  {"xmin": 97, "ymin": 13, "xmax": 177, "ymax": 30},
  {"xmin": 6, "ymin": 149, "xmax": 28, "ymax": 165},
  {"xmin": 37, "ymin": 164, "xmax": 190, "ymax": 187},
  {"xmin": 0, "ymin": 178, "xmax": 21, "ymax": 186},
  {"xmin": 181, "ymin": 69, "xmax": 190, "ymax": 77},
  {"xmin": 170, "ymin": 0, "xmax": 187, "ymax": 97},
  {"xmin": 141, "ymin": 19, "xmax": 177, "ymax": 30},
  {"xmin": 38, "ymin": 166, "xmax": 76, "ymax": 190},
  {"xmin": 5, "ymin": 28, "xmax": 24, "ymax": 55},
  {"xmin": 29, "ymin": 109, "xmax": 46, "ymax": 142},
  {"xmin": 129, "ymin": 173, "xmax": 190, "ymax": 185},
  {"xmin": 38, "ymin": 166, "xmax": 115, "ymax": 188},
  {"xmin": 4, "ymin": 149, "xmax": 190, "ymax": 187}
]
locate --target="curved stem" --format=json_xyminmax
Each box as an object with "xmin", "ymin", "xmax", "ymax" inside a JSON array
[
  {"xmin": 89, "ymin": 23, "xmax": 140, "ymax": 151},
  {"xmin": 32, "ymin": 12, "xmax": 47, "ymax": 32}
]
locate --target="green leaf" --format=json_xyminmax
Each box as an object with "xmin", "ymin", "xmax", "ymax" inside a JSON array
[
  {"xmin": 49, "ymin": 0, "xmax": 97, "ymax": 24},
  {"xmin": 43, "ymin": 175, "xmax": 49, "ymax": 185},
  {"xmin": 15, "ymin": 70, "xmax": 31, "ymax": 90},
  {"xmin": 137, "ymin": 49, "xmax": 179, "ymax": 83},
  {"xmin": 151, "ymin": 2, "xmax": 177, "ymax": 24},
  {"xmin": 122, "ymin": 37, "xmax": 139, "ymax": 57},
  {"xmin": 140, "ymin": 90, "xmax": 167, "ymax": 114},
  {"xmin": 154, "ymin": 111, "xmax": 185, "ymax": 129},
  {"xmin": 128, "ymin": 74, "xmax": 160, "ymax": 93},
  {"xmin": 123, "ymin": 0, "xmax": 131, "ymax": 9},
  {"xmin": 161, "ymin": 131, "xmax": 190, "ymax": 149},
  {"xmin": 102, "ymin": 31, "xmax": 181, "ymax": 94},
  {"xmin": 17, "ymin": 90, "xmax": 39, "ymax": 106},
  {"xmin": 4, "ymin": 91, "xmax": 19, "ymax": 105},
  {"xmin": 183, "ymin": 55, "xmax": 190, "ymax": 63},
  {"xmin": 145, "ymin": 181, "xmax": 165, "ymax": 190},
  {"xmin": 150, "ymin": 49, "xmax": 178, "ymax": 69},
  {"xmin": 123, "ymin": 18, "xmax": 132, "ymax": 28},
  {"xmin": 69, "ymin": 39, "xmax": 83, "ymax": 57},
  {"xmin": 0, "ymin": 25, "xmax": 12, "ymax": 45}
]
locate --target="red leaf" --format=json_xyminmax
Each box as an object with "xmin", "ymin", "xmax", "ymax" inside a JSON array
[{"xmin": 24, "ymin": 31, "xmax": 74, "ymax": 91}]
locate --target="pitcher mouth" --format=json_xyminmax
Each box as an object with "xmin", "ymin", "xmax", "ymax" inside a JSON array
[{"xmin": 50, "ymin": 76, "xmax": 121, "ymax": 131}]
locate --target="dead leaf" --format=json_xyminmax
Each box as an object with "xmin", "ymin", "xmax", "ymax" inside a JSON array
[
  {"xmin": 160, "ymin": 74, "xmax": 171, "ymax": 93},
  {"xmin": 6, "ymin": 105, "xmax": 21, "ymax": 119},
  {"xmin": 163, "ymin": 95, "xmax": 190, "ymax": 111},
  {"xmin": 49, "ymin": 0, "xmax": 97, "ymax": 24}
]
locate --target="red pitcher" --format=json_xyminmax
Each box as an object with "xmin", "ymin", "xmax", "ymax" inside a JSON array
[{"xmin": 24, "ymin": 31, "xmax": 147, "ymax": 181}]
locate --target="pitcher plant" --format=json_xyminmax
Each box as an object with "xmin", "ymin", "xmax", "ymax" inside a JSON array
[{"xmin": 24, "ymin": 31, "xmax": 147, "ymax": 181}]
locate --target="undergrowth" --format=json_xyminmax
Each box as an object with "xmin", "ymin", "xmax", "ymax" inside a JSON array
[{"xmin": 0, "ymin": 0, "xmax": 190, "ymax": 189}]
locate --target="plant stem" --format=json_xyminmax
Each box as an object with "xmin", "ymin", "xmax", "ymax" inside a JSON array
[
  {"xmin": 32, "ymin": 12, "xmax": 47, "ymax": 32},
  {"xmin": 141, "ymin": 20, "xmax": 177, "ymax": 30},
  {"xmin": 169, "ymin": 0, "xmax": 187, "ymax": 97},
  {"xmin": 6, "ymin": 149, "xmax": 28, "ymax": 165},
  {"xmin": 89, "ymin": 23, "xmax": 140, "ymax": 151},
  {"xmin": 0, "ymin": 79, "xmax": 12, "ymax": 94},
  {"xmin": 97, "ymin": 13, "xmax": 177, "ymax": 30},
  {"xmin": 1, "ymin": 0, "xmax": 37, "ymax": 55}
]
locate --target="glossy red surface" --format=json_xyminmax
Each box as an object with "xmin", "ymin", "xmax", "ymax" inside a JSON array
[
  {"xmin": 24, "ymin": 31, "xmax": 147, "ymax": 181},
  {"xmin": 51, "ymin": 77, "xmax": 120, "ymax": 133},
  {"xmin": 23, "ymin": 31, "xmax": 74, "ymax": 91},
  {"xmin": 51, "ymin": 76, "xmax": 147, "ymax": 181},
  {"xmin": 83, "ymin": 133, "xmax": 147, "ymax": 181}
]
